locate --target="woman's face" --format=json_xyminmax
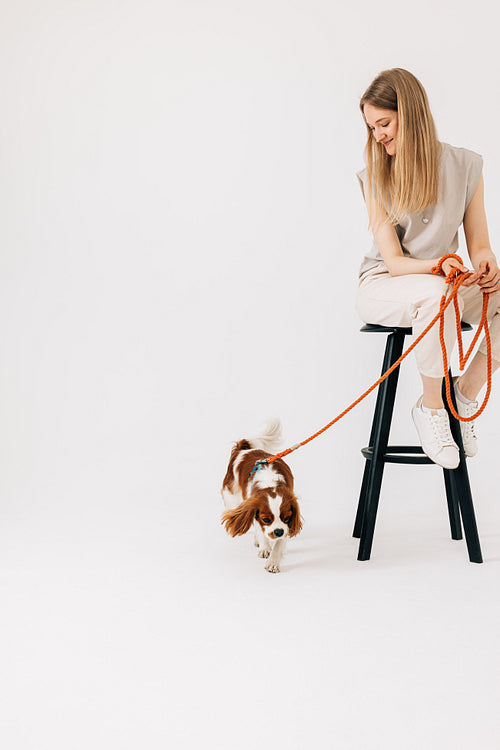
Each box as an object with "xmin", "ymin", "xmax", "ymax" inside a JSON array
[{"xmin": 363, "ymin": 103, "xmax": 398, "ymax": 156}]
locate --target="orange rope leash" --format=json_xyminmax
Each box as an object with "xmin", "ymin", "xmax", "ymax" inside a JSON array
[{"xmin": 265, "ymin": 254, "xmax": 492, "ymax": 465}]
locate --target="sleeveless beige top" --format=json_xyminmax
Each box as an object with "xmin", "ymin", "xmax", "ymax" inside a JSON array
[{"xmin": 356, "ymin": 142, "xmax": 483, "ymax": 279}]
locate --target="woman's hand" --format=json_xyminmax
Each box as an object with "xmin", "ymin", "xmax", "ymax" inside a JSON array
[
  {"xmin": 441, "ymin": 256, "xmax": 470, "ymax": 278},
  {"xmin": 468, "ymin": 259, "xmax": 500, "ymax": 295},
  {"xmin": 441, "ymin": 255, "xmax": 500, "ymax": 295}
]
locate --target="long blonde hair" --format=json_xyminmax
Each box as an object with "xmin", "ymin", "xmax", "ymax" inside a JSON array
[{"xmin": 359, "ymin": 68, "xmax": 441, "ymax": 229}]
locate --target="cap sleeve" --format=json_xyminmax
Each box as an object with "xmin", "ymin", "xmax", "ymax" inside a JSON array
[{"xmin": 465, "ymin": 150, "xmax": 483, "ymax": 209}]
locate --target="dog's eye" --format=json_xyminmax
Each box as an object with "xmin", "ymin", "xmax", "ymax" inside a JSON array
[
  {"xmin": 262, "ymin": 517, "xmax": 272, "ymax": 524},
  {"xmin": 283, "ymin": 515, "xmax": 292, "ymax": 523}
]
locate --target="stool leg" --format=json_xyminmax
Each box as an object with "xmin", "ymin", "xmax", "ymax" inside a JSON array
[
  {"xmin": 443, "ymin": 373, "xmax": 482, "ymax": 563},
  {"xmin": 441, "ymin": 377, "xmax": 462, "ymax": 540},
  {"xmin": 356, "ymin": 331, "xmax": 406, "ymax": 561},
  {"xmin": 443, "ymin": 469, "xmax": 463, "ymax": 540},
  {"xmin": 353, "ymin": 375, "xmax": 389, "ymax": 537},
  {"xmin": 453, "ymin": 463, "xmax": 483, "ymax": 563},
  {"xmin": 353, "ymin": 464, "xmax": 371, "ymax": 538},
  {"xmin": 354, "ymin": 331, "xmax": 403, "ymax": 537}
]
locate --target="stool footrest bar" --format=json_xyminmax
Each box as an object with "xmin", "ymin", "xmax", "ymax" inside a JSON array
[{"xmin": 361, "ymin": 445, "xmax": 434, "ymax": 464}]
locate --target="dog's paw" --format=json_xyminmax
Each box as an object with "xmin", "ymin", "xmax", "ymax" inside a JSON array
[
  {"xmin": 258, "ymin": 548, "xmax": 271, "ymax": 558},
  {"xmin": 265, "ymin": 560, "xmax": 280, "ymax": 573}
]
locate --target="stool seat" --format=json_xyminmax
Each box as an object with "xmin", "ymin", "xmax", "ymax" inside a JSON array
[{"xmin": 354, "ymin": 323, "xmax": 482, "ymax": 563}]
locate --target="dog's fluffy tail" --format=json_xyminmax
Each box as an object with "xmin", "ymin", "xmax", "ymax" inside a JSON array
[{"xmin": 247, "ymin": 418, "xmax": 283, "ymax": 453}]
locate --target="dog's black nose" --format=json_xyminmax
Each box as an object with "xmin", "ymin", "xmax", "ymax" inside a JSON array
[{"xmin": 274, "ymin": 528, "xmax": 284, "ymax": 537}]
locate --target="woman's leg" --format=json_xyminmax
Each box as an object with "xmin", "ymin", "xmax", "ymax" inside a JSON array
[
  {"xmin": 356, "ymin": 271, "xmax": 461, "ymax": 390},
  {"xmin": 456, "ymin": 351, "xmax": 500, "ymax": 400},
  {"xmin": 356, "ymin": 271, "xmax": 462, "ymax": 467},
  {"xmin": 457, "ymin": 284, "xmax": 500, "ymax": 399},
  {"xmin": 420, "ymin": 375, "xmax": 446, "ymax": 409}
]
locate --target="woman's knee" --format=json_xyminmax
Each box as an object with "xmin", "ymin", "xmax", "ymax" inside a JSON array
[
  {"xmin": 411, "ymin": 274, "xmax": 449, "ymax": 307},
  {"xmin": 410, "ymin": 282, "xmax": 462, "ymax": 329}
]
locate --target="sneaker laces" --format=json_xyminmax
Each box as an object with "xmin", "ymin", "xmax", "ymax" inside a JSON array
[
  {"xmin": 458, "ymin": 399, "xmax": 478, "ymax": 439},
  {"xmin": 431, "ymin": 412, "xmax": 456, "ymax": 448}
]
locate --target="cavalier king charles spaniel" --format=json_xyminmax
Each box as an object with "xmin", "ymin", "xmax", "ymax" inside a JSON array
[{"xmin": 221, "ymin": 419, "xmax": 302, "ymax": 573}]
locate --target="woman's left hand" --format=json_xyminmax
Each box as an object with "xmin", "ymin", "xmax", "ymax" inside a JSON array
[{"xmin": 467, "ymin": 259, "xmax": 500, "ymax": 295}]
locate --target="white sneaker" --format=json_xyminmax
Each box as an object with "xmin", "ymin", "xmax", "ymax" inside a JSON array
[
  {"xmin": 452, "ymin": 377, "xmax": 478, "ymax": 457},
  {"xmin": 411, "ymin": 397, "xmax": 460, "ymax": 469}
]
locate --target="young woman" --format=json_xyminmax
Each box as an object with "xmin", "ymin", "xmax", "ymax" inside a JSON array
[{"xmin": 355, "ymin": 67, "xmax": 500, "ymax": 469}]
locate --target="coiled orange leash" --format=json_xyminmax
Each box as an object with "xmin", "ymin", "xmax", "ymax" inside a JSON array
[{"xmin": 259, "ymin": 254, "xmax": 492, "ymax": 468}]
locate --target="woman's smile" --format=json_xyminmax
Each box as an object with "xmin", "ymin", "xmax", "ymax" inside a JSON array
[{"xmin": 363, "ymin": 103, "xmax": 399, "ymax": 155}]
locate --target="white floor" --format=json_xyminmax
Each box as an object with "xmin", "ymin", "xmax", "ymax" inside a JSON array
[{"xmin": 2, "ymin": 458, "xmax": 500, "ymax": 749}]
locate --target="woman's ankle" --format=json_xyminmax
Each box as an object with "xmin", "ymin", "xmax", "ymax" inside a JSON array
[
  {"xmin": 420, "ymin": 375, "xmax": 445, "ymax": 410},
  {"xmin": 421, "ymin": 399, "xmax": 444, "ymax": 411}
]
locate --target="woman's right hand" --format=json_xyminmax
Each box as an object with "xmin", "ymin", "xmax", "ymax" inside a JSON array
[{"xmin": 441, "ymin": 256, "xmax": 470, "ymax": 278}]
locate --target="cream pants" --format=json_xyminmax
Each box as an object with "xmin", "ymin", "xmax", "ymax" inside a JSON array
[{"xmin": 356, "ymin": 270, "xmax": 500, "ymax": 378}]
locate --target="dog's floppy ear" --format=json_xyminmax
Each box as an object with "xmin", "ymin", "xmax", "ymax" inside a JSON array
[
  {"xmin": 287, "ymin": 496, "xmax": 303, "ymax": 538},
  {"xmin": 222, "ymin": 500, "xmax": 257, "ymax": 537}
]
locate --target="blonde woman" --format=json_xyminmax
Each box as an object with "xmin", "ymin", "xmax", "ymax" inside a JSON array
[{"xmin": 355, "ymin": 68, "xmax": 500, "ymax": 469}]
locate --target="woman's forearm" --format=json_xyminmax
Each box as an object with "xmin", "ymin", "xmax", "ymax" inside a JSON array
[
  {"xmin": 385, "ymin": 256, "xmax": 440, "ymax": 277},
  {"xmin": 468, "ymin": 246, "xmax": 497, "ymax": 270},
  {"xmin": 371, "ymin": 219, "xmax": 450, "ymax": 277}
]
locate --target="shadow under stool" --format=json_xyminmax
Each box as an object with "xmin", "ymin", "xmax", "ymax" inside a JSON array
[{"xmin": 353, "ymin": 323, "xmax": 482, "ymax": 564}]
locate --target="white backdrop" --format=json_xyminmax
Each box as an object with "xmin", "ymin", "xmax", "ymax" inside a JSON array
[{"xmin": 2, "ymin": 1, "xmax": 500, "ymax": 747}]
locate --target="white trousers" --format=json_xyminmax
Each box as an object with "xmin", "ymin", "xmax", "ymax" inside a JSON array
[{"xmin": 356, "ymin": 270, "xmax": 500, "ymax": 378}]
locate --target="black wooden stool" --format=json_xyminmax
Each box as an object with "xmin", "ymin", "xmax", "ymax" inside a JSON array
[{"xmin": 354, "ymin": 323, "xmax": 482, "ymax": 563}]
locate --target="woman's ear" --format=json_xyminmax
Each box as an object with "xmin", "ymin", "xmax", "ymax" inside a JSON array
[
  {"xmin": 221, "ymin": 500, "xmax": 257, "ymax": 537},
  {"xmin": 288, "ymin": 497, "xmax": 303, "ymax": 538}
]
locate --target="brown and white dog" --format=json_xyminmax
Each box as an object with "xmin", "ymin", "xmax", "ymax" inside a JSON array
[{"xmin": 221, "ymin": 419, "xmax": 302, "ymax": 573}]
